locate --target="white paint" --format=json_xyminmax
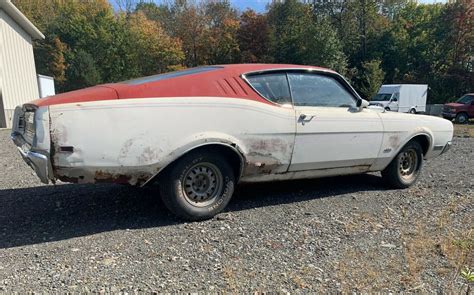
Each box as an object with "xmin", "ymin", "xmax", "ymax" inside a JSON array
[
  {"xmin": 47, "ymin": 96, "xmax": 453, "ymax": 185},
  {"xmin": 37, "ymin": 75, "xmax": 56, "ymax": 98},
  {"xmin": 372, "ymin": 84, "xmax": 428, "ymax": 113},
  {"xmin": 290, "ymin": 106, "xmax": 383, "ymax": 171}
]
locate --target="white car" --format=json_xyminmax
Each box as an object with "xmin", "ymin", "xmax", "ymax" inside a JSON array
[{"xmin": 11, "ymin": 64, "xmax": 453, "ymax": 220}]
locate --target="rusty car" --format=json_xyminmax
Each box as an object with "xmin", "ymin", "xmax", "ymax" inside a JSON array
[{"xmin": 11, "ymin": 64, "xmax": 453, "ymax": 220}]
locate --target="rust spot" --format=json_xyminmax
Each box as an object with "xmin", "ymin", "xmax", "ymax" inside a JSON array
[
  {"xmin": 94, "ymin": 170, "xmax": 132, "ymax": 184},
  {"xmin": 244, "ymin": 152, "xmax": 282, "ymax": 175},
  {"xmin": 248, "ymin": 138, "xmax": 289, "ymax": 154},
  {"xmin": 388, "ymin": 135, "xmax": 401, "ymax": 150},
  {"xmin": 137, "ymin": 146, "xmax": 161, "ymax": 165}
]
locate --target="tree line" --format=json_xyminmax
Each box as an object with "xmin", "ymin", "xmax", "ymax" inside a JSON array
[{"xmin": 13, "ymin": 0, "xmax": 473, "ymax": 103}]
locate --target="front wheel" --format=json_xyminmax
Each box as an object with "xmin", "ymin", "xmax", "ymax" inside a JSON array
[
  {"xmin": 382, "ymin": 141, "xmax": 423, "ymax": 189},
  {"xmin": 455, "ymin": 112, "xmax": 469, "ymax": 124},
  {"xmin": 159, "ymin": 150, "xmax": 235, "ymax": 221}
]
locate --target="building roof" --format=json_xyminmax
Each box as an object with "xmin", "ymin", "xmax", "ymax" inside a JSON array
[{"xmin": 0, "ymin": 0, "xmax": 44, "ymax": 40}]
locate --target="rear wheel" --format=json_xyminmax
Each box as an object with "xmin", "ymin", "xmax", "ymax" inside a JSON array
[
  {"xmin": 382, "ymin": 141, "xmax": 423, "ymax": 189},
  {"xmin": 455, "ymin": 112, "xmax": 469, "ymax": 124},
  {"xmin": 409, "ymin": 108, "xmax": 416, "ymax": 114},
  {"xmin": 159, "ymin": 150, "xmax": 235, "ymax": 221}
]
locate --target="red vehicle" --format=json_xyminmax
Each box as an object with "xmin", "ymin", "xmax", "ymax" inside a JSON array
[{"xmin": 442, "ymin": 94, "xmax": 474, "ymax": 124}]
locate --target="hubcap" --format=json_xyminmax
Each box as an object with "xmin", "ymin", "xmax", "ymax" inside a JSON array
[
  {"xmin": 398, "ymin": 149, "xmax": 418, "ymax": 181},
  {"xmin": 182, "ymin": 162, "xmax": 223, "ymax": 207},
  {"xmin": 458, "ymin": 115, "xmax": 467, "ymax": 123}
]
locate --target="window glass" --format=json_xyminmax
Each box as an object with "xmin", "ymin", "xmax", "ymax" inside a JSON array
[
  {"xmin": 373, "ymin": 93, "xmax": 392, "ymax": 101},
  {"xmin": 457, "ymin": 95, "xmax": 474, "ymax": 104},
  {"xmin": 123, "ymin": 66, "xmax": 223, "ymax": 85},
  {"xmin": 246, "ymin": 73, "xmax": 291, "ymax": 104},
  {"xmin": 288, "ymin": 73, "xmax": 356, "ymax": 107}
]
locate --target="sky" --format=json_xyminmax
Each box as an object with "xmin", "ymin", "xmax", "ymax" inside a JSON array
[
  {"xmin": 231, "ymin": 0, "xmax": 448, "ymax": 12},
  {"xmin": 112, "ymin": 0, "xmax": 448, "ymax": 13}
]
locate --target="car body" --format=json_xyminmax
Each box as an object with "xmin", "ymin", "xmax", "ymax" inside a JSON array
[
  {"xmin": 11, "ymin": 64, "xmax": 453, "ymax": 220},
  {"xmin": 443, "ymin": 94, "xmax": 474, "ymax": 124},
  {"xmin": 370, "ymin": 84, "xmax": 427, "ymax": 113}
]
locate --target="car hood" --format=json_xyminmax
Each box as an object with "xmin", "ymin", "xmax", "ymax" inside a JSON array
[
  {"xmin": 378, "ymin": 111, "xmax": 453, "ymax": 132},
  {"xmin": 444, "ymin": 102, "xmax": 464, "ymax": 108}
]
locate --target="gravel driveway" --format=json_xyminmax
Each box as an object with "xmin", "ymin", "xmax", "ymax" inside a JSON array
[{"xmin": 0, "ymin": 129, "xmax": 472, "ymax": 293}]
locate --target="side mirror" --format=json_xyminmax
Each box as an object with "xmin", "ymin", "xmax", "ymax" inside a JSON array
[
  {"xmin": 356, "ymin": 99, "xmax": 369, "ymax": 111},
  {"xmin": 392, "ymin": 98, "xmax": 398, "ymax": 102}
]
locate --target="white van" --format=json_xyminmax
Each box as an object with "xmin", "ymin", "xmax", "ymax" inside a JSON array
[{"xmin": 370, "ymin": 84, "xmax": 428, "ymax": 113}]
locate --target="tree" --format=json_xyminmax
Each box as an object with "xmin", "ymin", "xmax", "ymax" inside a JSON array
[
  {"xmin": 237, "ymin": 9, "xmax": 273, "ymax": 63},
  {"xmin": 268, "ymin": 0, "xmax": 347, "ymax": 72},
  {"xmin": 202, "ymin": 1, "xmax": 240, "ymax": 64},
  {"xmin": 127, "ymin": 11, "xmax": 184, "ymax": 75},
  {"xmin": 66, "ymin": 49, "xmax": 101, "ymax": 90},
  {"xmin": 356, "ymin": 59, "xmax": 385, "ymax": 100},
  {"xmin": 34, "ymin": 36, "xmax": 68, "ymax": 87}
]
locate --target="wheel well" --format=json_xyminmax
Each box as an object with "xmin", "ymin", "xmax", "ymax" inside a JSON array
[
  {"xmin": 410, "ymin": 135, "xmax": 430, "ymax": 156},
  {"xmin": 456, "ymin": 112, "xmax": 468, "ymax": 117},
  {"xmin": 149, "ymin": 144, "xmax": 243, "ymax": 185}
]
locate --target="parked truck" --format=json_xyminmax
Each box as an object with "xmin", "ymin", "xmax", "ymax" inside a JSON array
[
  {"xmin": 370, "ymin": 84, "xmax": 428, "ymax": 114},
  {"xmin": 442, "ymin": 93, "xmax": 474, "ymax": 124}
]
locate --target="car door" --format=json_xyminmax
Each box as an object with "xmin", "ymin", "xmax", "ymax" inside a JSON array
[
  {"xmin": 468, "ymin": 95, "xmax": 474, "ymax": 117},
  {"xmin": 287, "ymin": 71, "xmax": 383, "ymax": 172},
  {"xmin": 388, "ymin": 92, "xmax": 399, "ymax": 112}
]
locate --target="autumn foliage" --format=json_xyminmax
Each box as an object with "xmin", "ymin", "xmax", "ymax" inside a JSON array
[{"xmin": 12, "ymin": 0, "xmax": 473, "ymax": 103}]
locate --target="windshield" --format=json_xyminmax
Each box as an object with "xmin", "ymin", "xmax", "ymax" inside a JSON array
[
  {"xmin": 457, "ymin": 95, "xmax": 473, "ymax": 104},
  {"xmin": 372, "ymin": 93, "xmax": 393, "ymax": 101}
]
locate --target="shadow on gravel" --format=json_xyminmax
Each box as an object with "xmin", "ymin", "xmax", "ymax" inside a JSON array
[{"xmin": 0, "ymin": 173, "xmax": 384, "ymax": 248}]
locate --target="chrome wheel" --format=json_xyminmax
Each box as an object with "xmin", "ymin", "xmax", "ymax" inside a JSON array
[
  {"xmin": 182, "ymin": 162, "xmax": 223, "ymax": 207},
  {"xmin": 398, "ymin": 149, "xmax": 418, "ymax": 181}
]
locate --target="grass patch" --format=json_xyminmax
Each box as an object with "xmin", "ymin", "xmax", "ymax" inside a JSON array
[{"xmin": 453, "ymin": 124, "xmax": 474, "ymax": 138}]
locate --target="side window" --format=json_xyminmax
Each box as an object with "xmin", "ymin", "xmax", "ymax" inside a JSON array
[
  {"xmin": 245, "ymin": 73, "xmax": 291, "ymax": 104},
  {"xmin": 287, "ymin": 73, "xmax": 356, "ymax": 107}
]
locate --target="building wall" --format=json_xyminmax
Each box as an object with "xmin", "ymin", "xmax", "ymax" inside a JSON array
[{"xmin": 0, "ymin": 10, "xmax": 39, "ymax": 128}]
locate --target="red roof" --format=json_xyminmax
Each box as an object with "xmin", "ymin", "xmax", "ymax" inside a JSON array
[{"xmin": 33, "ymin": 64, "xmax": 334, "ymax": 107}]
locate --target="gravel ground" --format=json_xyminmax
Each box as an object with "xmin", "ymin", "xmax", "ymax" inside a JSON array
[{"xmin": 0, "ymin": 129, "xmax": 472, "ymax": 293}]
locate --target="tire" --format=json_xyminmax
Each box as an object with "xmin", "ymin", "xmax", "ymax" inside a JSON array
[
  {"xmin": 159, "ymin": 150, "xmax": 235, "ymax": 221},
  {"xmin": 409, "ymin": 108, "xmax": 416, "ymax": 114},
  {"xmin": 382, "ymin": 140, "xmax": 423, "ymax": 189},
  {"xmin": 455, "ymin": 112, "xmax": 469, "ymax": 124},
  {"xmin": 385, "ymin": 107, "xmax": 390, "ymax": 111}
]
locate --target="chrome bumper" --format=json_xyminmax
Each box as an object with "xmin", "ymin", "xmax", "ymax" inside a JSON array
[
  {"xmin": 441, "ymin": 141, "xmax": 452, "ymax": 154},
  {"xmin": 11, "ymin": 133, "xmax": 50, "ymax": 184}
]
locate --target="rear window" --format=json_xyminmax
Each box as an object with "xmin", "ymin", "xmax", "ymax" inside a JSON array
[{"xmin": 122, "ymin": 66, "xmax": 223, "ymax": 85}]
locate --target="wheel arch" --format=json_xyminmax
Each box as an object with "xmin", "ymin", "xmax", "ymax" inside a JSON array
[
  {"xmin": 142, "ymin": 141, "xmax": 246, "ymax": 187},
  {"xmin": 394, "ymin": 132, "xmax": 432, "ymax": 160}
]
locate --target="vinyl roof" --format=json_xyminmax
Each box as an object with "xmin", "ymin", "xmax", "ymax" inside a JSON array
[{"xmin": 0, "ymin": 0, "xmax": 44, "ymax": 40}]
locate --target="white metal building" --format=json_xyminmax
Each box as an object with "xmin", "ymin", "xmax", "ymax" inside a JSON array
[{"xmin": 0, "ymin": 0, "xmax": 44, "ymax": 128}]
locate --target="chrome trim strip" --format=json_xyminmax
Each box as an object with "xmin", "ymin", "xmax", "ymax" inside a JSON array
[{"xmin": 441, "ymin": 141, "xmax": 452, "ymax": 154}]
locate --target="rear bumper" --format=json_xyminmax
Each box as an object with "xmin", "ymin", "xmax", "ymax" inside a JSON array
[
  {"xmin": 441, "ymin": 141, "xmax": 452, "ymax": 155},
  {"xmin": 11, "ymin": 133, "xmax": 51, "ymax": 184}
]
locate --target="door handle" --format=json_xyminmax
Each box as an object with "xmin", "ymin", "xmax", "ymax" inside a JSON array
[{"xmin": 298, "ymin": 114, "xmax": 315, "ymax": 125}]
